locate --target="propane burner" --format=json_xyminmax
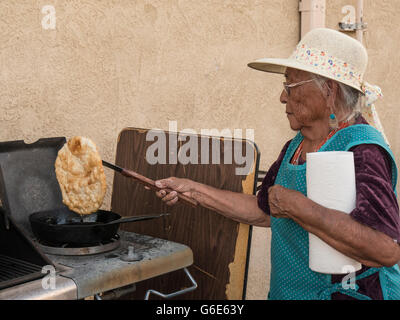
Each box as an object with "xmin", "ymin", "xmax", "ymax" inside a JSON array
[{"xmin": 35, "ymin": 235, "xmax": 121, "ymax": 256}]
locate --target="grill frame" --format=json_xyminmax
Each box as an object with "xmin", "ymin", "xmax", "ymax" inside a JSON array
[{"xmin": 0, "ymin": 254, "xmax": 43, "ymax": 290}]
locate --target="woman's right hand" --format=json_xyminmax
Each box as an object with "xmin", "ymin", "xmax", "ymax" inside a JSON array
[{"xmin": 152, "ymin": 177, "xmax": 196, "ymax": 206}]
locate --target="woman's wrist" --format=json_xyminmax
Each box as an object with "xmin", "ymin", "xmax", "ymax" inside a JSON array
[
  {"xmin": 187, "ymin": 180, "xmax": 223, "ymax": 209},
  {"xmin": 287, "ymin": 194, "xmax": 329, "ymax": 234},
  {"xmin": 188, "ymin": 180, "xmax": 207, "ymax": 203},
  {"xmin": 284, "ymin": 190, "xmax": 312, "ymax": 222}
]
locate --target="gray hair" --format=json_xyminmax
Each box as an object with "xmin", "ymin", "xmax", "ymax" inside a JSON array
[{"xmin": 311, "ymin": 74, "xmax": 362, "ymax": 121}]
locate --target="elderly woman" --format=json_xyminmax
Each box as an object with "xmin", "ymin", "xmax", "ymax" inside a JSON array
[{"xmin": 151, "ymin": 28, "xmax": 400, "ymax": 300}]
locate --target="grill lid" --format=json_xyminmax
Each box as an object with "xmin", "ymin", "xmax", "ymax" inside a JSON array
[{"xmin": 0, "ymin": 137, "xmax": 66, "ymax": 236}]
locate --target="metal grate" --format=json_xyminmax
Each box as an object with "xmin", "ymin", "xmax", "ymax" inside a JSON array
[{"xmin": 0, "ymin": 254, "xmax": 43, "ymax": 289}]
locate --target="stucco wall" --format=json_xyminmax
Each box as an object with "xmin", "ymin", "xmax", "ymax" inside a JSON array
[{"xmin": 1, "ymin": 0, "xmax": 399, "ymax": 299}]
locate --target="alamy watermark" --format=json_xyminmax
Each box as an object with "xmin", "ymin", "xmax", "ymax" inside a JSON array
[
  {"xmin": 41, "ymin": 5, "xmax": 56, "ymax": 30},
  {"xmin": 145, "ymin": 121, "xmax": 255, "ymax": 175},
  {"xmin": 41, "ymin": 265, "xmax": 56, "ymax": 290},
  {"xmin": 341, "ymin": 265, "xmax": 356, "ymax": 290}
]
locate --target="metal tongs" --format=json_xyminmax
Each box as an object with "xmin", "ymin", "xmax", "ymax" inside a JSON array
[{"xmin": 102, "ymin": 160, "xmax": 198, "ymax": 208}]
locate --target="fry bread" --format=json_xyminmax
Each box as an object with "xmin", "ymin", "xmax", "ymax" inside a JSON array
[{"xmin": 55, "ymin": 136, "xmax": 106, "ymax": 215}]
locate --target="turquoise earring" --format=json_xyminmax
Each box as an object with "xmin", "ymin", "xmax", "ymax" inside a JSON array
[{"xmin": 329, "ymin": 114, "xmax": 338, "ymax": 130}]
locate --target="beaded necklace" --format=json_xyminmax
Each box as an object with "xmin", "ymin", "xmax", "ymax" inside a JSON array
[{"xmin": 291, "ymin": 121, "xmax": 350, "ymax": 165}]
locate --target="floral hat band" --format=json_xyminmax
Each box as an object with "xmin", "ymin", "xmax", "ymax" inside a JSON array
[
  {"xmin": 292, "ymin": 43, "xmax": 383, "ymax": 108},
  {"xmin": 292, "ymin": 43, "xmax": 363, "ymax": 91}
]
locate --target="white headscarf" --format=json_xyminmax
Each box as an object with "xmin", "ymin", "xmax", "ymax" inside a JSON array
[{"xmin": 360, "ymin": 82, "xmax": 389, "ymax": 145}]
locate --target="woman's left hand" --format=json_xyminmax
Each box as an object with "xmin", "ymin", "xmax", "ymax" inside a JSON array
[{"xmin": 268, "ymin": 185, "xmax": 303, "ymax": 219}]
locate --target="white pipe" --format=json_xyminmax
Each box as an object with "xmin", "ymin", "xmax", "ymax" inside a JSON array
[
  {"xmin": 299, "ymin": 0, "xmax": 326, "ymax": 39},
  {"xmin": 356, "ymin": 0, "xmax": 364, "ymax": 44}
]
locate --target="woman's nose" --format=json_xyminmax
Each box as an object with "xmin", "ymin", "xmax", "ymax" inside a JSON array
[{"xmin": 280, "ymin": 89, "xmax": 288, "ymax": 104}]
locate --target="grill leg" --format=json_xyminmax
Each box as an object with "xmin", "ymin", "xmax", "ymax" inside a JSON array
[{"xmin": 144, "ymin": 268, "xmax": 197, "ymax": 300}]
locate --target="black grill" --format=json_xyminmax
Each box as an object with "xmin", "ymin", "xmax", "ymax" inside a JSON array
[
  {"xmin": 0, "ymin": 138, "xmax": 62, "ymax": 290},
  {"xmin": 0, "ymin": 254, "xmax": 43, "ymax": 289},
  {"xmin": 0, "ymin": 209, "xmax": 53, "ymax": 290}
]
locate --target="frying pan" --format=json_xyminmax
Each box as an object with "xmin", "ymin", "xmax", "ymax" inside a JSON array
[{"xmin": 29, "ymin": 207, "xmax": 168, "ymax": 246}]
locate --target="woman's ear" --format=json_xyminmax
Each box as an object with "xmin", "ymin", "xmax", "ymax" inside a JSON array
[
  {"xmin": 321, "ymin": 80, "xmax": 338, "ymax": 116},
  {"xmin": 324, "ymin": 80, "xmax": 340, "ymax": 109},
  {"xmin": 324, "ymin": 80, "xmax": 338, "ymax": 99}
]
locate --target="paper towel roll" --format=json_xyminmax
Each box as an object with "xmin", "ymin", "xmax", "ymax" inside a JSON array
[{"xmin": 306, "ymin": 151, "xmax": 362, "ymax": 274}]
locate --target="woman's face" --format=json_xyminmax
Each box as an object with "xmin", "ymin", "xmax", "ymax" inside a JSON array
[{"xmin": 280, "ymin": 68, "xmax": 329, "ymax": 133}]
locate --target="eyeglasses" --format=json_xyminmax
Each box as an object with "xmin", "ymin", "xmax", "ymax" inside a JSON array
[{"xmin": 283, "ymin": 79, "xmax": 316, "ymax": 96}]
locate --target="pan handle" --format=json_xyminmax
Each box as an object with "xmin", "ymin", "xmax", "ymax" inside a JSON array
[
  {"xmin": 109, "ymin": 213, "xmax": 169, "ymax": 225},
  {"xmin": 108, "ymin": 214, "xmax": 169, "ymax": 225}
]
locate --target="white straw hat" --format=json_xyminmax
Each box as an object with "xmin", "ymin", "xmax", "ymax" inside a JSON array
[
  {"xmin": 248, "ymin": 28, "xmax": 368, "ymax": 93},
  {"xmin": 248, "ymin": 28, "xmax": 388, "ymax": 144}
]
